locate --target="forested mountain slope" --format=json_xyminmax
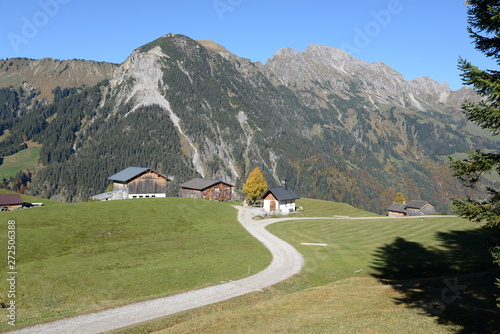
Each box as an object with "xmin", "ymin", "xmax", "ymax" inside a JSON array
[{"xmin": 1, "ymin": 34, "xmax": 495, "ymax": 213}]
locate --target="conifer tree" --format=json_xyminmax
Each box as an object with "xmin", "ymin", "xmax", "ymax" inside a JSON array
[
  {"xmin": 449, "ymin": 0, "xmax": 500, "ymax": 302},
  {"xmin": 242, "ymin": 167, "xmax": 268, "ymax": 203}
]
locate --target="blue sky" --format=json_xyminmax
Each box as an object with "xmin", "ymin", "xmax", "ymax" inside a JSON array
[{"xmin": 0, "ymin": 0, "xmax": 496, "ymax": 91}]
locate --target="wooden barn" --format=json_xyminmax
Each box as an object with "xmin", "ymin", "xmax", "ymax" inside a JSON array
[
  {"xmin": 260, "ymin": 179, "xmax": 300, "ymax": 213},
  {"xmin": 180, "ymin": 178, "xmax": 234, "ymax": 201},
  {"xmin": 386, "ymin": 203, "xmax": 407, "ymax": 217},
  {"xmin": 0, "ymin": 194, "xmax": 23, "ymax": 211},
  {"xmin": 405, "ymin": 200, "xmax": 437, "ymax": 216},
  {"xmin": 108, "ymin": 167, "xmax": 170, "ymax": 200},
  {"xmin": 387, "ymin": 200, "xmax": 437, "ymax": 217}
]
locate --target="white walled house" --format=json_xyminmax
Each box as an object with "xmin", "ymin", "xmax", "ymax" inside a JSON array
[{"xmin": 260, "ymin": 180, "xmax": 299, "ymax": 213}]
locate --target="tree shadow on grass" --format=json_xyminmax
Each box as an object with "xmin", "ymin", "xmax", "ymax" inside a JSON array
[{"xmin": 371, "ymin": 229, "xmax": 500, "ymax": 333}]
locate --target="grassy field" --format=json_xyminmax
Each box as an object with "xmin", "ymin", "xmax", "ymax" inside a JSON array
[
  {"xmin": 0, "ymin": 146, "xmax": 42, "ymax": 179},
  {"xmin": 111, "ymin": 204, "xmax": 500, "ymax": 333},
  {"xmin": 1, "ymin": 197, "xmax": 498, "ymax": 333},
  {"xmin": 0, "ymin": 198, "xmax": 271, "ymax": 331},
  {"xmin": 294, "ymin": 198, "xmax": 380, "ymax": 217}
]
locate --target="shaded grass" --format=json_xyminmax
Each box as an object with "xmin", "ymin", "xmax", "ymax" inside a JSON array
[
  {"xmin": 268, "ymin": 217, "xmax": 494, "ymax": 287},
  {"xmin": 0, "ymin": 146, "xmax": 42, "ymax": 179},
  {"xmin": 0, "ymin": 198, "xmax": 271, "ymax": 331},
  {"xmin": 114, "ymin": 215, "xmax": 499, "ymax": 333}
]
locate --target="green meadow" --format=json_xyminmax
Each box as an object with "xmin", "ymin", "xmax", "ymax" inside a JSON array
[
  {"xmin": 0, "ymin": 197, "xmax": 498, "ymax": 333},
  {"xmin": 294, "ymin": 198, "xmax": 379, "ymax": 217},
  {"xmin": 0, "ymin": 198, "xmax": 271, "ymax": 331},
  {"xmin": 112, "ymin": 203, "xmax": 500, "ymax": 334},
  {"xmin": 0, "ymin": 147, "xmax": 42, "ymax": 179}
]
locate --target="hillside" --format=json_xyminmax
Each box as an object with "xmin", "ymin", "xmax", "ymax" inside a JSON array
[
  {"xmin": 0, "ymin": 33, "xmax": 496, "ymax": 213},
  {"xmin": 0, "ymin": 58, "xmax": 117, "ymax": 102},
  {"xmin": 0, "ymin": 198, "xmax": 271, "ymax": 330}
]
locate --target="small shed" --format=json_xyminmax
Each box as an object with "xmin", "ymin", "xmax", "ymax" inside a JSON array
[
  {"xmin": 260, "ymin": 179, "xmax": 299, "ymax": 213},
  {"xmin": 0, "ymin": 194, "xmax": 23, "ymax": 211},
  {"xmin": 180, "ymin": 178, "xmax": 234, "ymax": 201},
  {"xmin": 387, "ymin": 200, "xmax": 437, "ymax": 217},
  {"xmin": 108, "ymin": 167, "xmax": 170, "ymax": 200}
]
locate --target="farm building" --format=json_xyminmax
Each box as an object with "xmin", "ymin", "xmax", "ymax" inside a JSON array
[
  {"xmin": 180, "ymin": 178, "xmax": 234, "ymax": 201},
  {"xmin": 0, "ymin": 194, "xmax": 23, "ymax": 211},
  {"xmin": 387, "ymin": 200, "xmax": 437, "ymax": 217},
  {"xmin": 107, "ymin": 167, "xmax": 170, "ymax": 200},
  {"xmin": 260, "ymin": 179, "xmax": 300, "ymax": 213},
  {"xmin": 386, "ymin": 203, "xmax": 407, "ymax": 217}
]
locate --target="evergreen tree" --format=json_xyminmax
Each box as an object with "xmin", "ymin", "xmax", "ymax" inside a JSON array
[
  {"xmin": 394, "ymin": 192, "xmax": 406, "ymax": 204},
  {"xmin": 449, "ymin": 0, "xmax": 500, "ymax": 303},
  {"xmin": 242, "ymin": 167, "xmax": 268, "ymax": 203}
]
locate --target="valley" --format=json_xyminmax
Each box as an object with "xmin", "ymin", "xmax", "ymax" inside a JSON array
[{"xmin": 0, "ymin": 33, "xmax": 496, "ymax": 213}]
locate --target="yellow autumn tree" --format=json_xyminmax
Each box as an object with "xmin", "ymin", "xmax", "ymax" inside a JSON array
[
  {"xmin": 394, "ymin": 192, "xmax": 406, "ymax": 204},
  {"xmin": 242, "ymin": 167, "xmax": 268, "ymax": 203}
]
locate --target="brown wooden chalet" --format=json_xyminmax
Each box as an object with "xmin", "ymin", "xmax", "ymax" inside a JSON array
[
  {"xmin": 108, "ymin": 167, "xmax": 170, "ymax": 200},
  {"xmin": 180, "ymin": 178, "xmax": 234, "ymax": 201},
  {"xmin": 0, "ymin": 194, "xmax": 23, "ymax": 211},
  {"xmin": 387, "ymin": 200, "xmax": 437, "ymax": 217}
]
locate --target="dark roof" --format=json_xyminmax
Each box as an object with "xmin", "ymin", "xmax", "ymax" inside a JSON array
[
  {"xmin": 406, "ymin": 200, "xmax": 434, "ymax": 209},
  {"xmin": 387, "ymin": 201, "xmax": 437, "ymax": 216},
  {"xmin": 180, "ymin": 178, "xmax": 234, "ymax": 191},
  {"xmin": 387, "ymin": 203, "xmax": 407, "ymax": 213},
  {"xmin": 0, "ymin": 194, "xmax": 23, "ymax": 206},
  {"xmin": 109, "ymin": 167, "xmax": 169, "ymax": 183},
  {"xmin": 261, "ymin": 186, "xmax": 299, "ymax": 201}
]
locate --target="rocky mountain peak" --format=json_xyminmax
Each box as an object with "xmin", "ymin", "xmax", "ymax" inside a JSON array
[{"xmin": 261, "ymin": 43, "xmax": 478, "ymax": 113}]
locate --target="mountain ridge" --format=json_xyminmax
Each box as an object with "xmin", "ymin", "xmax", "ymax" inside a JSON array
[
  {"xmin": 0, "ymin": 58, "xmax": 118, "ymax": 102},
  {"xmin": 0, "ymin": 33, "xmax": 493, "ymax": 213}
]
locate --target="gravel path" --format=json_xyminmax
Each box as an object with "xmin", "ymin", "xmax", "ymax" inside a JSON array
[{"xmin": 10, "ymin": 207, "xmax": 309, "ymax": 334}]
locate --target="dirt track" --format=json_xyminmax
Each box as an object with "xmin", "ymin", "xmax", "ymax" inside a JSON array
[{"xmin": 10, "ymin": 206, "xmax": 307, "ymax": 334}]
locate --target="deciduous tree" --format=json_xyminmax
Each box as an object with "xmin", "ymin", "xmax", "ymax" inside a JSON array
[
  {"xmin": 394, "ymin": 192, "xmax": 406, "ymax": 204},
  {"xmin": 242, "ymin": 167, "xmax": 268, "ymax": 203}
]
